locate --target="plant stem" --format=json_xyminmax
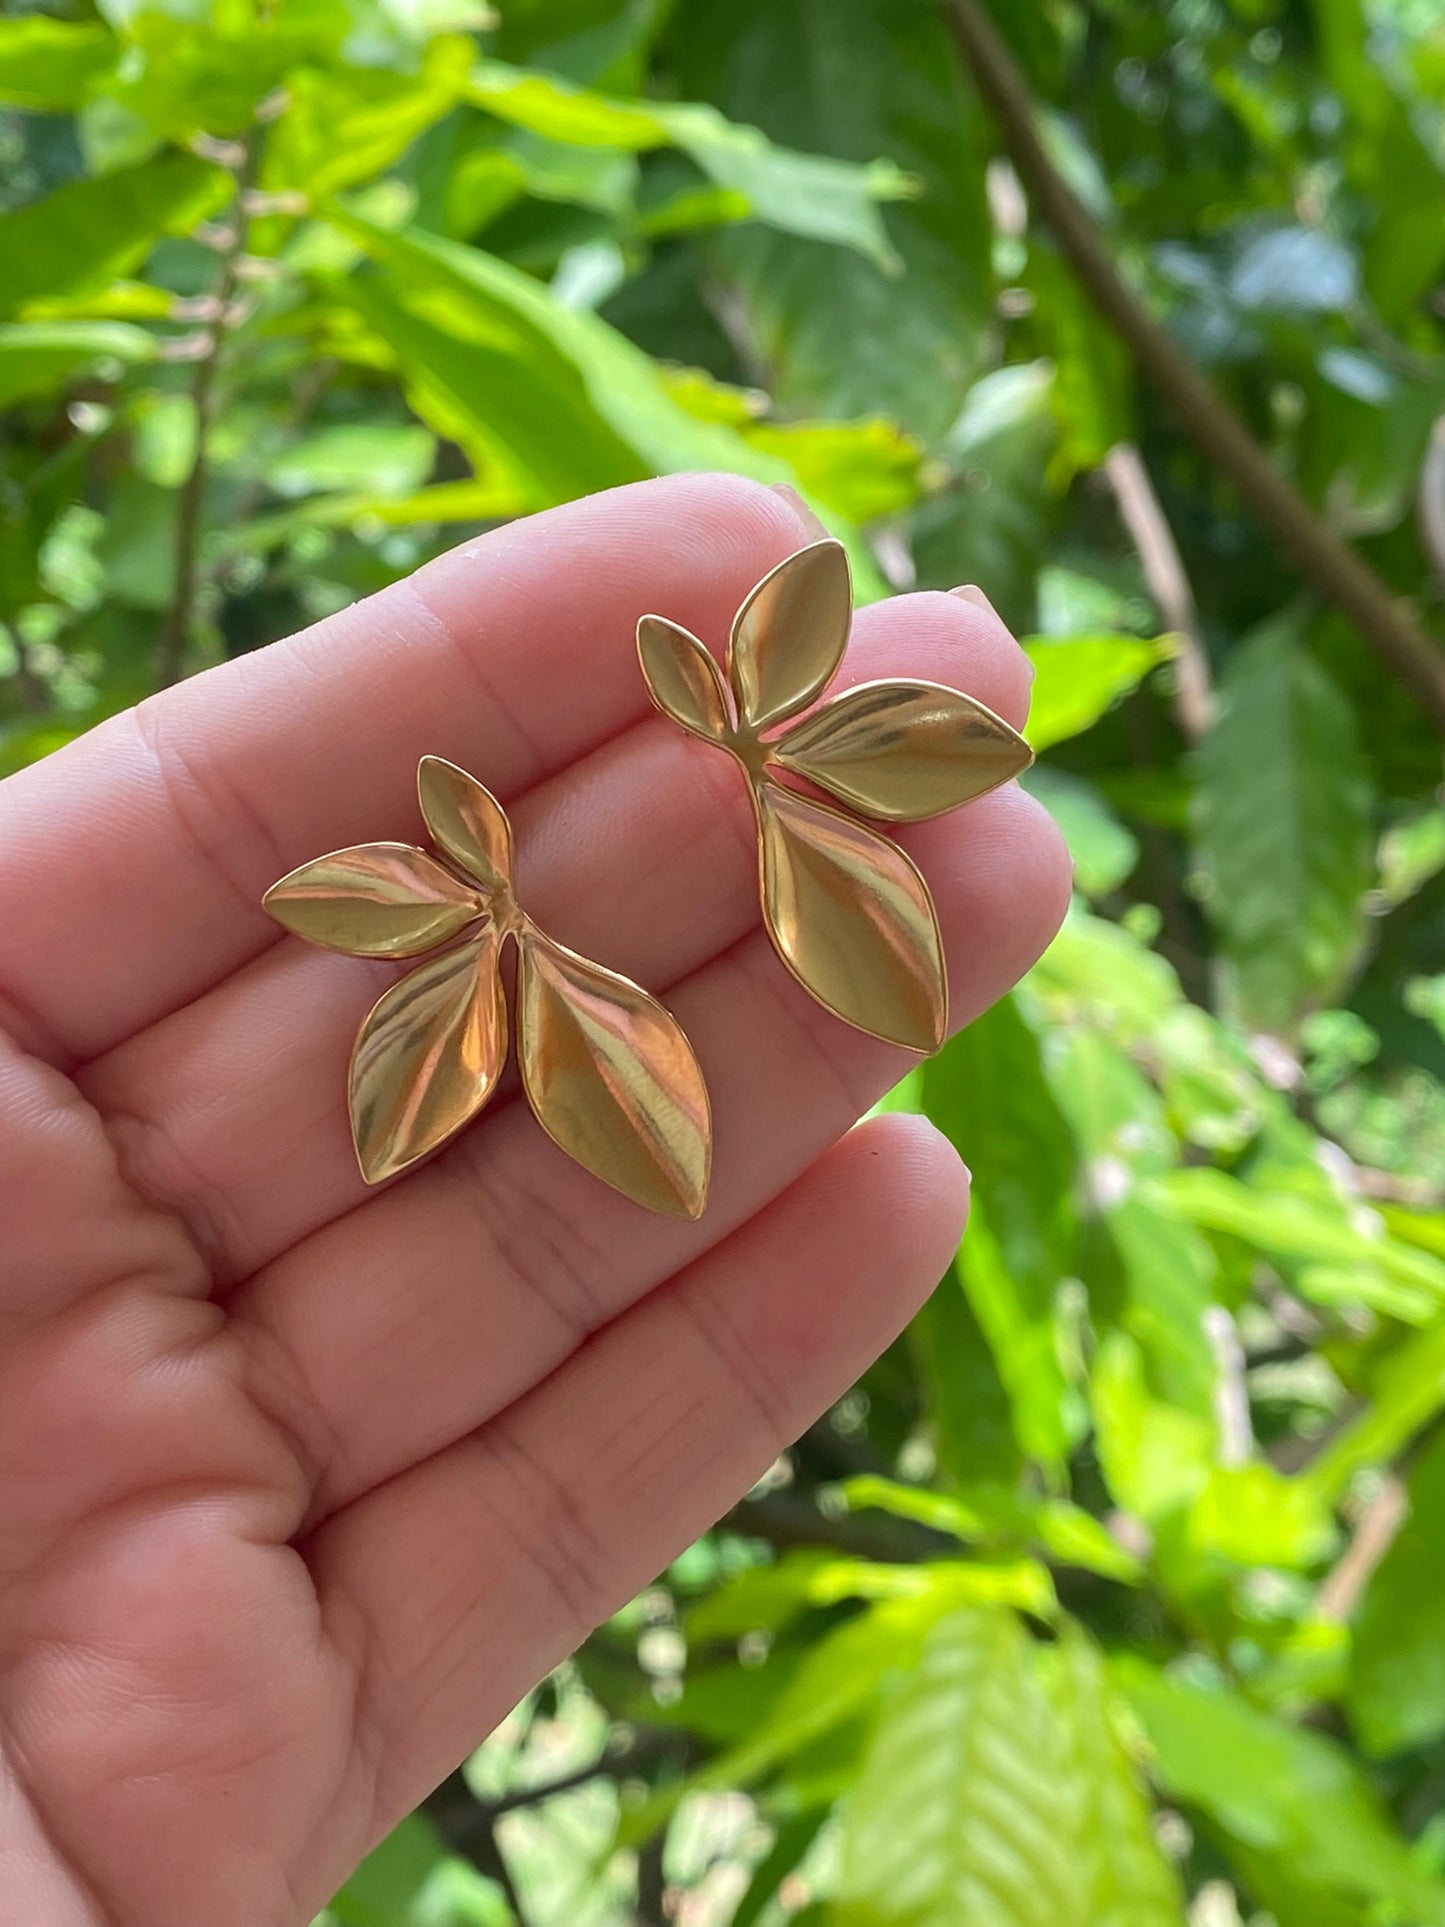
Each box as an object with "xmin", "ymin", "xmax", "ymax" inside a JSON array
[
  {"xmin": 945, "ymin": 0, "xmax": 1445, "ymax": 736},
  {"xmin": 154, "ymin": 129, "xmax": 264, "ymax": 689},
  {"xmin": 1102, "ymin": 442, "xmax": 1213, "ymax": 742}
]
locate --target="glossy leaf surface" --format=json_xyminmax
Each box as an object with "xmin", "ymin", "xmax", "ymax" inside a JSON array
[
  {"xmin": 417, "ymin": 755, "xmax": 513, "ymax": 891},
  {"xmin": 637, "ymin": 614, "xmax": 732, "ymax": 742},
  {"xmin": 729, "ymin": 539, "xmax": 852, "ymax": 731},
  {"xmin": 755, "ymin": 782, "xmax": 945, "ymax": 1051},
  {"xmin": 516, "ymin": 929, "xmax": 711, "ymax": 1219},
  {"xmin": 774, "ymin": 677, "xmax": 1032, "ymax": 820},
  {"xmin": 262, "ymin": 842, "xmax": 483, "ymax": 957},
  {"xmin": 349, "ymin": 926, "xmax": 507, "ymax": 1185}
]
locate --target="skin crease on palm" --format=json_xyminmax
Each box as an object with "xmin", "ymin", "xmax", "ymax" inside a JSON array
[{"xmin": 0, "ymin": 474, "xmax": 1070, "ymax": 1927}]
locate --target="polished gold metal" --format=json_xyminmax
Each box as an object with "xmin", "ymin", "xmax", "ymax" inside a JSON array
[
  {"xmin": 639, "ymin": 540, "xmax": 1033, "ymax": 1053},
  {"xmin": 263, "ymin": 757, "xmax": 711, "ymax": 1217}
]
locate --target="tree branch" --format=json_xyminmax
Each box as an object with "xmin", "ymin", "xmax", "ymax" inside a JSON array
[
  {"xmin": 1102, "ymin": 442, "xmax": 1213, "ymax": 741},
  {"xmin": 945, "ymin": 0, "xmax": 1445, "ymax": 736},
  {"xmin": 154, "ymin": 129, "xmax": 264, "ymax": 688}
]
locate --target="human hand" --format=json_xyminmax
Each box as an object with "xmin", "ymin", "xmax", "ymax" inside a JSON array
[{"xmin": 0, "ymin": 476, "xmax": 1069, "ymax": 1925}]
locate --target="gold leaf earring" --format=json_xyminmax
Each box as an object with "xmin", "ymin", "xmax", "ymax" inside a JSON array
[
  {"xmin": 639, "ymin": 541, "xmax": 1032, "ymax": 1054},
  {"xmin": 262, "ymin": 757, "xmax": 711, "ymax": 1219}
]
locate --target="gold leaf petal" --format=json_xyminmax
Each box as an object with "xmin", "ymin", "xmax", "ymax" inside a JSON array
[
  {"xmin": 263, "ymin": 843, "xmax": 483, "ymax": 957},
  {"xmin": 756, "ymin": 782, "xmax": 946, "ymax": 1051},
  {"xmin": 773, "ymin": 679, "xmax": 1033, "ymax": 821},
  {"xmin": 349, "ymin": 926, "xmax": 508, "ymax": 1184},
  {"xmin": 516, "ymin": 929, "xmax": 711, "ymax": 1220},
  {"xmin": 418, "ymin": 756, "xmax": 513, "ymax": 892},
  {"xmin": 637, "ymin": 614, "xmax": 732, "ymax": 742},
  {"xmin": 730, "ymin": 539, "xmax": 852, "ymax": 732}
]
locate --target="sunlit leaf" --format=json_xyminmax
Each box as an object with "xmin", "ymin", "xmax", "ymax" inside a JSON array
[
  {"xmin": 1349, "ymin": 1431, "xmax": 1445, "ymax": 1757},
  {"xmin": 262, "ymin": 842, "xmax": 484, "ymax": 957},
  {"xmin": 834, "ymin": 1608, "xmax": 1183, "ymax": 1927},
  {"xmin": 637, "ymin": 615, "xmax": 732, "ymax": 743},
  {"xmin": 417, "ymin": 756, "xmax": 512, "ymax": 892},
  {"xmin": 1, "ymin": 153, "xmax": 227, "ymax": 321},
  {"xmin": 756, "ymin": 782, "xmax": 945, "ymax": 1051},
  {"xmin": 0, "ymin": 17, "xmax": 115, "ymax": 113},
  {"xmin": 1117, "ymin": 1658, "xmax": 1445, "ymax": 1924},
  {"xmin": 1193, "ymin": 611, "xmax": 1373, "ymax": 1035},
  {"xmin": 516, "ymin": 929, "xmax": 711, "ymax": 1219},
  {"xmin": 350, "ymin": 926, "xmax": 507, "ymax": 1184},
  {"xmin": 731, "ymin": 539, "xmax": 852, "ymax": 731},
  {"xmin": 1023, "ymin": 632, "xmax": 1173, "ymax": 752},
  {"xmin": 0, "ymin": 320, "xmax": 157, "ymax": 408},
  {"xmin": 467, "ymin": 60, "xmax": 912, "ymax": 266},
  {"xmin": 774, "ymin": 678, "xmax": 1031, "ymax": 820}
]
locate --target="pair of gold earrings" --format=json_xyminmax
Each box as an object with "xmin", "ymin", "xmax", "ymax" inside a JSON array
[{"xmin": 263, "ymin": 540, "xmax": 1031, "ymax": 1220}]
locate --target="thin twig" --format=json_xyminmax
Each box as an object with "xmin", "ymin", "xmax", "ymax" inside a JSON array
[
  {"xmin": 1102, "ymin": 442, "xmax": 1213, "ymax": 741},
  {"xmin": 945, "ymin": 0, "xmax": 1445, "ymax": 736},
  {"xmin": 154, "ymin": 130, "xmax": 264, "ymax": 688},
  {"xmin": 1316, "ymin": 1473, "xmax": 1406, "ymax": 1621}
]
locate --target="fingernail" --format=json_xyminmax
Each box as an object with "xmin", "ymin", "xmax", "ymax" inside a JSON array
[
  {"xmin": 769, "ymin": 481, "xmax": 831, "ymax": 541},
  {"xmin": 950, "ymin": 584, "xmax": 1034, "ymax": 682}
]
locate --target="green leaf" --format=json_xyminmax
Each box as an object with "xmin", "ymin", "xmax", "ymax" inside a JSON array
[
  {"xmin": 833, "ymin": 1609, "xmax": 1183, "ymax": 1927},
  {"xmin": 329, "ymin": 209, "xmax": 788, "ymax": 496},
  {"xmin": 1116, "ymin": 1658, "xmax": 1445, "ymax": 1924},
  {"xmin": 469, "ymin": 59, "xmax": 914, "ymax": 266},
  {"xmin": 1046, "ymin": 1025, "xmax": 1218, "ymax": 1415},
  {"xmin": 0, "ymin": 321, "xmax": 157, "ymax": 409},
  {"xmin": 1311, "ymin": 1315, "xmax": 1445, "ymax": 1500},
  {"xmin": 0, "ymin": 152, "xmax": 228, "ymax": 321},
  {"xmin": 264, "ymin": 425, "xmax": 437, "ymax": 499},
  {"xmin": 1349, "ymin": 1429, "xmax": 1445, "ymax": 1756},
  {"xmin": 843, "ymin": 1474, "xmax": 1143, "ymax": 1583},
  {"xmin": 1157, "ymin": 1167, "xmax": 1445, "ymax": 1323},
  {"xmin": 908, "ymin": 1271, "xmax": 1022, "ymax": 1488},
  {"xmin": 328, "ymin": 1813, "xmax": 449, "ymax": 1927},
  {"xmin": 670, "ymin": 0, "xmax": 991, "ymax": 436},
  {"xmin": 922, "ymin": 995, "xmax": 1082, "ymax": 1470},
  {"xmin": 912, "ymin": 363, "xmax": 1060, "ymax": 627},
  {"xmin": 1024, "ymin": 766, "xmax": 1139, "ymax": 898},
  {"xmin": 265, "ymin": 35, "xmax": 476, "ymax": 200},
  {"xmin": 1193, "ymin": 612, "xmax": 1374, "ymax": 1036},
  {"xmin": 0, "ymin": 17, "xmax": 115, "ymax": 112},
  {"xmin": 1023, "ymin": 633, "xmax": 1173, "ymax": 752}
]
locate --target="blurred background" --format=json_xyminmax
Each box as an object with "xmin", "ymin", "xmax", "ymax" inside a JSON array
[{"xmin": 5, "ymin": 0, "xmax": 1445, "ymax": 1921}]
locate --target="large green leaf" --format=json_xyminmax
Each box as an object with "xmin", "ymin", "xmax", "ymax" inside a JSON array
[
  {"xmin": 833, "ymin": 1609, "xmax": 1182, "ymax": 1927},
  {"xmin": 0, "ymin": 152, "xmax": 227, "ymax": 320},
  {"xmin": 1024, "ymin": 634, "xmax": 1173, "ymax": 752},
  {"xmin": 0, "ymin": 321, "xmax": 158, "ymax": 409},
  {"xmin": 1117, "ymin": 1658, "xmax": 1445, "ymax": 1924},
  {"xmin": 670, "ymin": 0, "xmax": 991, "ymax": 436},
  {"xmin": 1311, "ymin": 1314, "xmax": 1445, "ymax": 1500},
  {"xmin": 329, "ymin": 208, "xmax": 788, "ymax": 496},
  {"xmin": 468, "ymin": 59, "xmax": 913, "ymax": 264},
  {"xmin": 1193, "ymin": 613, "xmax": 1374, "ymax": 1035},
  {"xmin": 1157, "ymin": 1166, "xmax": 1445, "ymax": 1324},
  {"xmin": 1348, "ymin": 1429, "xmax": 1445, "ymax": 1757},
  {"xmin": 922, "ymin": 995, "xmax": 1082, "ymax": 1470},
  {"xmin": 0, "ymin": 17, "xmax": 116, "ymax": 112}
]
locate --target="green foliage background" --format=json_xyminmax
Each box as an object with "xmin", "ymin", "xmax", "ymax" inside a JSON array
[{"xmin": 5, "ymin": 0, "xmax": 1445, "ymax": 1921}]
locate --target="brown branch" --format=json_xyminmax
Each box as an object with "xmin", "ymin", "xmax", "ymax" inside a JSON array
[
  {"xmin": 1418, "ymin": 416, "xmax": 1445, "ymax": 588},
  {"xmin": 1316, "ymin": 1473, "xmax": 1406, "ymax": 1621},
  {"xmin": 1102, "ymin": 442, "xmax": 1213, "ymax": 741},
  {"xmin": 154, "ymin": 130, "xmax": 264, "ymax": 688},
  {"xmin": 724, "ymin": 1490, "xmax": 956, "ymax": 1563},
  {"xmin": 945, "ymin": 0, "xmax": 1445, "ymax": 737}
]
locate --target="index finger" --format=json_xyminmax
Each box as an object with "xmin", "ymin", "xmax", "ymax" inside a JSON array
[{"xmin": 0, "ymin": 475, "xmax": 811, "ymax": 1065}]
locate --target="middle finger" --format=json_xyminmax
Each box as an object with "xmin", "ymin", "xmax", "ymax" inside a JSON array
[{"xmin": 82, "ymin": 590, "xmax": 1031, "ymax": 1278}]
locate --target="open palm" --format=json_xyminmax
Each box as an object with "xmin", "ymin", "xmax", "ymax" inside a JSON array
[{"xmin": 0, "ymin": 476, "xmax": 1068, "ymax": 1926}]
